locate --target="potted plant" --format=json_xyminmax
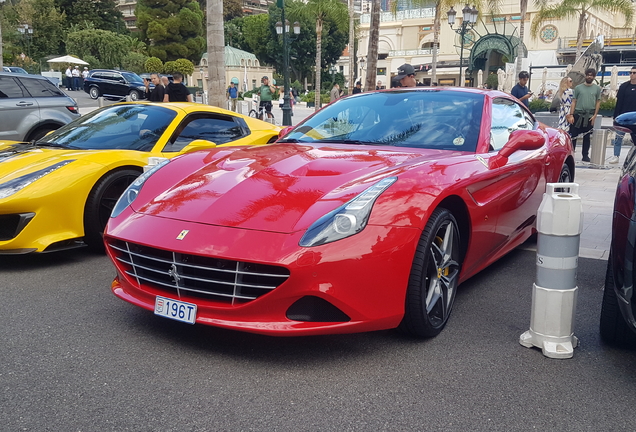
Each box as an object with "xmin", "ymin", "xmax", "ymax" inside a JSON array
[{"xmin": 599, "ymin": 98, "xmax": 616, "ymax": 117}]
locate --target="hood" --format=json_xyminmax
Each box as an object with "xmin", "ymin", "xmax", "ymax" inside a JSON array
[{"xmin": 135, "ymin": 143, "xmax": 456, "ymax": 233}]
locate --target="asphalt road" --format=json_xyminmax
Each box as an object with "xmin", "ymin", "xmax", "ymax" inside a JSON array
[{"xmin": 1, "ymin": 246, "xmax": 634, "ymax": 431}]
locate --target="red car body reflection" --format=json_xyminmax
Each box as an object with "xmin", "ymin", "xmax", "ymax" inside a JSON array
[{"xmin": 105, "ymin": 88, "xmax": 574, "ymax": 337}]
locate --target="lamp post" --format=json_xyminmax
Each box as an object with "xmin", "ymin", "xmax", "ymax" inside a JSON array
[
  {"xmin": 329, "ymin": 65, "xmax": 337, "ymax": 86},
  {"xmin": 275, "ymin": 17, "xmax": 300, "ymax": 126},
  {"xmin": 17, "ymin": 24, "xmax": 33, "ymax": 72},
  {"xmin": 447, "ymin": 4, "xmax": 478, "ymax": 87}
]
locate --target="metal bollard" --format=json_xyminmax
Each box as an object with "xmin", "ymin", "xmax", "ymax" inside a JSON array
[
  {"xmin": 519, "ymin": 183, "xmax": 583, "ymax": 359},
  {"xmin": 98, "ymin": 96, "xmax": 104, "ymax": 108}
]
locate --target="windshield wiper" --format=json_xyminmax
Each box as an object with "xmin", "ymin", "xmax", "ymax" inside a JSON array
[
  {"xmin": 319, "ymin": 139, "xmax": 380, "ymax": 145},
  {"xmin": 277, "ymin": 138, "xmax": 303, "ymax": 143},
  {"xmin": 34, "ymin": 142, "xmax": 73, "ymax": 149}
]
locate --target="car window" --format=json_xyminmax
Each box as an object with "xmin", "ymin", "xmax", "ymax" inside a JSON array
[
  {"xmin": 112, "ymin": 74, "xmax": 125, "ymax": 83},
  {"xmin": 490, "ymin": 98, "xmax": 535, "ymax": 151},
  {"xmin": 19, "ymin": 77, "xmax": 64, "ymax": 97},
  {"xmin": 91, "ymin": 73, "xmax": 105, "ymax": 80},
  {"xmin": 122, "ymin": 72, "xmax": 143, "ymax": 84},
  {"xmin": 281, "ymin": 90, "xmax": 484, "ymax": 152},
  {"xmin": 163, "ymin": 114, "xmax": 246, "ymax": 152},
  {"xmin": 40, "ymin": 104, "xmax": 178, "ymax": 151},
  {"xmin": 0, "ymin": 76, "xmax": 26, "ymax": 98}
]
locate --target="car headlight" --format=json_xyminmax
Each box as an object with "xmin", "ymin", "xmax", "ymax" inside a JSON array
[
  {"xmin": 111, "ymin": 158, "xmax": 170, "ymax": 218},
  {"xmin": 299, "ymin": 177, "xmax": 397, "ymax": 247},
  {"xmin": 0, "ymin": 160, "xmax": 74, "ymax": 200}
]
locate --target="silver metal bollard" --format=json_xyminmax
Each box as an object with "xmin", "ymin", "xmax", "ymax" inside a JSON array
[
  {"xmin": 98, "ymin": 96, "xmax": 104, "ymax": 108},
  {"xmin": 519, "ymin": 183, "xmax": 583, "ymax": 359},
  {"xmin": 590, "ymin": 128, "xmax": 608, "ymax": 168}
]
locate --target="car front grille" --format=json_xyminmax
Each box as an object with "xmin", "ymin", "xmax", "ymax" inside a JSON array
[{"xmin": 107, "ymin": 239, "xmax": 290, "ymax": 305}]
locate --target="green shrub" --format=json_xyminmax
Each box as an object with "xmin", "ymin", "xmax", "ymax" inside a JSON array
[
  {"xmin": 600, "ymin": 98, "xmax": 616, "ymax": 111},
  {"xmin": 529, "ymin": 98, "xmax": 550, "ymax": 113},
  {"xmin": 145, "ymin": 57, "xmax": 163, "ymax": 73}
]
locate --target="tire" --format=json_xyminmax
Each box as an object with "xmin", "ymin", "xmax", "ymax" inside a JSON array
[
  {"xmin": 84, "ymin": 169, "xmax": 141, "ymax": 252},
  {"xmin": 27, "ymin": 126, "xmax": 56, "ymax": 142},
  {"xmin": 129, "ymin": 90, "xmax": 140, "ymax": 101},
  {"xmin": 248, "ymin": 109, "xmax": 258, "ymax": 118},
  {"xmin": 399, "ymin": 208, "xmax": 462, "ymax": 338},
  {"xmin": 89, "ymin": 86, "xmax": 100, "ymax": 99},
  {"xmin": 600, "ymin": 253, "xmax": 636, "ymax": 346},
  {"xmin": 559, "ymin": 164, "xmax": 572, "ymax": 183}
]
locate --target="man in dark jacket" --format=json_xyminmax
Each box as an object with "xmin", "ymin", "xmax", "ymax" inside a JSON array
[
  {"xmin": 163, "ymin": 72, "xmax": 193, "ymax": 102},
  {"xmin": 610, "ymin": 65, "xmax": 636, "ymax": 163},
  {"xmin": 144, "ymin": 73, "xmax": 165, "ymax": 102}
]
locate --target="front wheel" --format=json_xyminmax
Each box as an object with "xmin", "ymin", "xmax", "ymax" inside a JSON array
[
  {"xmin": 559, "ymin": 164, "xmax": 573, "ymax": 183},
  {"xmin": 399, "ymin": 208, "xmax": 461, "ymax": 338},
  {"xmin": 84, "ymin": 169, "xmax": 141, "ymax": 252},
  {"xmin": 248, "ymin": 109, "xmax": 258, "ymax": 118},
  {"xmin": 129, "ymin": 90, "xmax": 140, "ymax": 101}
]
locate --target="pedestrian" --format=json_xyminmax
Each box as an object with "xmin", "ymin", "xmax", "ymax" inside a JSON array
[
  {"xmin": 81, "ymin": 66, "xmax": 89, "ymax": 89},
  {"xmin": 163, "ymin": 72, "xmax": 193, "ymax": 102},
  {"xmin": 72, "ymin": 66, "xmax": 81, "ymax": 91},
  {"xmin": 161, "ymin": 76, "xmax": 169, "ymax": 88},
  {"xmin": 376, "ymin": 80, "xmax": 383, "ymax": 90},
  {"xmin": 145, "ymin": 73, "xmax": 165, "ymax": 102},
  {"xmin": 511, "ymin": 71, "xmax": 532, "ymax": 107},
  {"xmin": 352, "ymin": 82, "xmax": 362, "ymax": 94},
  {"xmin": 255, "ymin": 76, "xmax": 275, "ymax": 120},
  {"xmin": 567, "ymin": 68, "xmax": 601, "ymax": 162},
  {"xmin": 65, "ymin": 66, "xmax": 73, "ymax": 91},
  {"xmin": 330, "ymin": 83, "xmax": 340, "ymax": 102},
  {"xmin": 391, "ymin": 64, "xmax": 416, "ymax": 88},
  {"xmin": 227, "ymin": 81, "xmax": 239, "ymax": 112},
  {"xmin": 557, "ymin": 76, "xmax": 574, "ymax": 132},
  {"xmin": 610, "ymin": 65, "xmax": 636, "ymax": 164}
]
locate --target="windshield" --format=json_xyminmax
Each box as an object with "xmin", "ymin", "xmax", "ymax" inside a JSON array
[
  {"xmin": 122, "ymin": 72, "xmax": 143, "ymax": 84},
  {"xmin": 40, "ymin": 104, "xmax": 177, "ymax": 151},
  {"xmin": 282, "ymin": 90, "xmax": 484, "ymax": 152}
]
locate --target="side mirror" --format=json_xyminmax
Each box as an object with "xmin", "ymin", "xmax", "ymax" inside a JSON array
[
  {"xmin": 279, "ymin": 126, "xmax": 294, "ymax": 139},
  {"xmin": 181, "ymin": 139, "xmax": 217, "ymax": 153},
  {"xmin": 614, "ymin": 112, "xmax": 636, "ymax": 134},
  {"xmin": 489, "ymin": 129, "xmax": 545, "ymax": 169}
]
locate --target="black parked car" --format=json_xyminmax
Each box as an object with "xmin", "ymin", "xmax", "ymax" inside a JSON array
[
  {"xmin": 83, "ymin": 69, "xmax": 147, "ymax": 101},
  {"xmin": 600, "ymin": 111, "xmax": 636, "ymax": 346}
]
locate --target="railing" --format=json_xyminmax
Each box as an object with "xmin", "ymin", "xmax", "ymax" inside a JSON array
[
  {"xmin": 360, "ymin": 8, "xmax": 435, "ymax": 24},
  {"xmin": 558, "ymin": 35, "xmax": 636, "ymax": 50},
  {"xmin": 389, "ymin": 48, "xmax": 439, "ymax": 56}
]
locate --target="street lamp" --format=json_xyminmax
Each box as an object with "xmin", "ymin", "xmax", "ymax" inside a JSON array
[
  {"xmin": 275, "ymin": 17, "xmax": 300, "ymax": 126},
  {"xmin": 17, "ymin": 24, "xmax": 33, "ymax": 71},
  {"xmin": 447, "ymin": 4, "xmax": 478, "ymax": 87},
  {"xmin": 329, "ymin": 65, "xmax": 337, "ymax": 86}
]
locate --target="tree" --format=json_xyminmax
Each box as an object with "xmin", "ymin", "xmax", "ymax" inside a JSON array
[
  {"xmin": 289, "ymin": 0, "xmax": 348, "ymax": 110},
  {"xmin": 145, "ymin": 56, "xmax": 164, "ymax": 73},
  {"xmin": 515, "ymin": 0, "xmax": 528, "ymax": 73},
  {"xmin": 223, "ymin": 0, "xmax": 243, "ymax": 20},
  {"xmin": 121, "ymin": 52, "xmax": 148, "ymax": 73},
  {"xmin": 136, "ymin": 0, "xmax": 206, "ymax": 63},
  {"xmin": 55, "ymin": 0, "xmax": 126, "ymax": 33},
  {"xmin": 207, "ymin": 0, "xmax": 226, "ymax": 108},
  {"xmin": 224, "ymin": 17, "xmax": 247, "ymax": 50},
  {"xmin": 66, "ymin": 29, "xmax": 131, "ymax": 69},
  {"xmin": 531, "ymin": 0, "xmax": 634, "ymax": 60},
  {"xmin": 9, "ymin": 0, "xmax": 67, "ymax": 64},
  {"xmin": 365, "ymin": 0, "xmax": 380, "ymax": 92}
]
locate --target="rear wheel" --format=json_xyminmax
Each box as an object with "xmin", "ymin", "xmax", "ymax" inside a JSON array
[
  {"xmin": 89, "ymin": 86, "xmax": 100, "ymax": 99},
  {"xmin": 129, "ymin": 90, "xmax": 140, "ymax": 101},
  {"xmin": 248, "ymin": 109, "xmax": 258, "ymax": 118},
  {"xmin": 27, "ymin": 126, "xmax": 56, "ymax": 142},
  {"xmin": 84, "ymin": 169, "xmax": 141, "ymax": 252},
  {"xmin": 600, "ymin": 253, "xmax": 636, "ymax": 346},
  {"xmin": 559, "ymin": 164, "xmax": 573, "ymax": 183},
  {"xmin": 399, "ymin": 208, "xmax": 461, "ymax": 338}
]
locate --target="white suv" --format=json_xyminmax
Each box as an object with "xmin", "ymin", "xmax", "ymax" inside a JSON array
[{"xmin": 0, "ymin": 72, "xmax": 80, "ymax": 142}]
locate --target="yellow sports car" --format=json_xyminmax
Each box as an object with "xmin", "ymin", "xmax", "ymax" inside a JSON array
[{"xmin": 0, "ymin": 102, "xmax": 281, "ymax": 254}]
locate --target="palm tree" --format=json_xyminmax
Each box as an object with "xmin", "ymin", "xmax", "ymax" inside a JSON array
[
  {"xmin": 365, "ymin": 0, "xmax": 380, "ymax": 91},
  {"xmin": 207, "ymin": 0, "xmax": 226, "ymax": 108},
  {"xmin": 290, "ymin": 0, "xmax": 348, "ymax": 111},
  {"xmin": 515, "ymin": 0, "xmax": 527, "ymax": 73},
  {"xmin": 531, "ymin": 0, "xmax": 634, "ymax": 61},
  {"xmin": 348, "ymin": 0, "xmax": 355, "ymax": 95}
]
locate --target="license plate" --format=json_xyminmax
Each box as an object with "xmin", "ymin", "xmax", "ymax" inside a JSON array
[{"xmin": 154, "ymin": 296, "xmax": 197, "ymax": 324}]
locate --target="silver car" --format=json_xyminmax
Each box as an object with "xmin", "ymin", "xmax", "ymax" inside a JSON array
[{"xmin": 0, "ymin": 72, "xmax": 80, "ymax": 142}]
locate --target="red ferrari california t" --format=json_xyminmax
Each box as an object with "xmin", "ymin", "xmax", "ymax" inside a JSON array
[{"xmin": 104, "ymin": 88, "xmax": 574, "ymax": 337}]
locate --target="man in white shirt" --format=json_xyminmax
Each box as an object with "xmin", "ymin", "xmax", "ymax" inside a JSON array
[
  {"xmin": 71, "ymin": 66, "xmax": 80, "ymax": 91},
  {"xmin": 81, "ymin": 67, "xmax": 89, "ymax": 91},
  {"xmin": 65, "ymin": 66, "xmax": 73, "ymax": 91}
]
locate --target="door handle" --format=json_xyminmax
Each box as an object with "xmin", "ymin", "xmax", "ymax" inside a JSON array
[{"xmin": 15, "ymin": 101, "xmax": 34, "ymax": 107}]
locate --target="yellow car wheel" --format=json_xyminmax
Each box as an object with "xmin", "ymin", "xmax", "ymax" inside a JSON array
[{"xmin": 84, "ymin": 168, "xmax": 142, "ymax": 252}]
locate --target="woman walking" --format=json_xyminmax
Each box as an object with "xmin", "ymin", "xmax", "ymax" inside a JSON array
[{"xmin": 557, "ymin": 76, "xmax": 574, "ymax": 133}]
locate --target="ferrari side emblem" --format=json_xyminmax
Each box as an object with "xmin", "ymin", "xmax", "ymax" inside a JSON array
[{"xmin": 176, "ymin": 230, "xmax": 189, "ymax": 240}]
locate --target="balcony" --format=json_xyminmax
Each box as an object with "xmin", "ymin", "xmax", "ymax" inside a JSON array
[{"xmin": 360, "ymin": 8, "xmax": 434, "ymax": 24}]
